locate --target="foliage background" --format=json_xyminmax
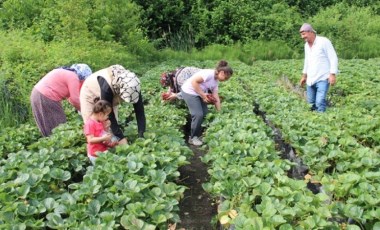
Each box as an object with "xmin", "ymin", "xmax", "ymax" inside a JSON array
[{"xmin": 0, "ymin": 0, "xmax": 379, "ymax": 126}]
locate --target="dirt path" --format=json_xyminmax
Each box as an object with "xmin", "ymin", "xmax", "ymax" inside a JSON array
[{"xmin": 176, "ymin": 144, "xmax": 217, "ymax": 230}]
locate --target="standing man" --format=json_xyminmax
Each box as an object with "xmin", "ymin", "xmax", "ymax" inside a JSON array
[{"xmin": 299, "ymin": 23, "xmax": 338, "ymax": 112}]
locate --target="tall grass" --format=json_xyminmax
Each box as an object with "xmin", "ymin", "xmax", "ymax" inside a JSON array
[
  {"xmin": 163, "ymin": 29, "xmax": 195, "ymax": 52},
  {"xmin": 0, "ymin": 78, "xmax": 28, "ymax": 127},
  {"xmin": 0, "ymin": 98, "xmax": 14, "ymax": 127},
  {"xmin": 337, "ymin": 36, "xmax": 380, "ymax": 59},
  {"xmin": 159, "ymin": 40, "xmax": 300, "ymax": 65}
]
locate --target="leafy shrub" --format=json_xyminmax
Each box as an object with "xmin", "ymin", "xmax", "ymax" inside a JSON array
[
  {"xmin": 310, "ymin": 3, "xmax": 380, "ymax": 58},
  {"xmin": 0, "ymin": 29, "xmax": 151, "ymax": 127},
  {"xmin": 165, "ymin": 41, "xmax": 297, "ymax": 65},
  {"xmin": 0, "ymin": 0, "xmax": 44, "ymax": 30},
  {"xmin": 189, "ymin": 0, "xmax": 302, "ymax": 47},
  {"xmin": 131, "ymin": 0, "xmax": 188, "ymax": 40}
]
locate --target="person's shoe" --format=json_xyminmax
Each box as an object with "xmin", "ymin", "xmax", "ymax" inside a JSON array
[{"xmin": 189, "ymin": 136, "xmax": 203, "ymax": 146}]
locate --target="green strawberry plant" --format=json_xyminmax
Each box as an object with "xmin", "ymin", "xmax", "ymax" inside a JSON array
[{"xmin": 1, "ymin": 59, "xmax": 379, "ymax": 229}]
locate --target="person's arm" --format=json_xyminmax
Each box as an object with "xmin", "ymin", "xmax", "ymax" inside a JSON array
[
  {"xmin": 68, "ymin": 97, "xmax": 81, "ymax": 111},
  {"xmin": 300, "ymin": 44, "xmax": 308, "ymax": 87},
  {"xmin": 97, "ymin": 76, "xmax": 126, "ymax": 143},
  {"xmin": 212, "ymin": 90, "xmax": 221, "ymax": 111},
  {"xmin": 67, "ymin": 74, "xmax": 82, "ymax": 111},
  {"xmin": 166, "ymin": 92, "xmax": 179, "ymax": 101},
  {"xmin": 133, "ymin": 92, "xmax": 146, "ymax": 138},
  {"xmin": 84, "ymin": 120, "xmax": 112, "ymax": 144},
  {"xmin": 176, "ymin": 92, "xmax": 183, "ymax": 100},
  {"xmin": 163, "ymin": 86, "xmax": 178, "ymax": 101},
  {"xmin": 67, "ymin": 82, "xmax": 80, "ymax": 110},
  {"xmin": 325, "ymin": 39, "xmax": 338, "ymax": 86},
  {"xmin": 191, "ymin": 75, "xmax": 208, "ymax": 101},
  {"xmin": 86, "ymin": 133, "xmax": 112, "ymax": 144}
]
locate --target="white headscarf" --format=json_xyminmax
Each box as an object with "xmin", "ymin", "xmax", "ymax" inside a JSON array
[{"xmin": 109, "ymin": 65, "xmax": 141, "ymax": 103}]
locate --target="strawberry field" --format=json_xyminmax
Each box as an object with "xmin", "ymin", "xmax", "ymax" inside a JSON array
[{"xmin": 0, "ymin": 58, "xmax": 379, "ymax": 229}]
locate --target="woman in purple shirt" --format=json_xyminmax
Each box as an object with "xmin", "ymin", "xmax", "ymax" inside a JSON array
[{"xmin": 181, "ymin": 60, "xmax": 233, "ymax": 146}]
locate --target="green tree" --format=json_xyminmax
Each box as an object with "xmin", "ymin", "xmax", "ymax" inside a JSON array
[
  {"xmin": 190, "ymin": 0, "xmax": 302, "ymax": 46},
  {"xmin": 87, "ymin": 0, "xmax": 142, "ymax": 43},
  {"xmin": 1, "ymin": 0, "xmax": 145, "ymax": 44},
  {"xmin": 0, "ymin": 0, "xmax": 44, "ymax": 29},
  {"xmin": 285, "ymin": 0, "xmax": 339, "ymax": 17},
  {"xmin": 32, "ymin": 0, "xmax": 91, "ymax": 41},
  {"xmin": 342, "ymin": 0, "xmax": 380, "ymax": 10},
  {"xmin": 311, "ymin": 3, "xmax": 380, "ymax": 58},
  {"xmin": 131, "ymin": 0, "xmax": 194, "ymax": 49}
]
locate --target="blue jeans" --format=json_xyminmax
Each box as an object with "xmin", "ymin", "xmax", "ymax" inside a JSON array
[{"xmin": 307, "ymin": 80, "xmax": 329, "ymax": 112}]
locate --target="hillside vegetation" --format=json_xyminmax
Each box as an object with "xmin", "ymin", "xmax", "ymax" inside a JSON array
[
  {"xmin": 1, "ymin": 0, "xmax": 379, "ymax": 228},
  {"xmin": 0, "ymin": 0, "xmax": 379, "ymax": 126},
  {"xmin": 0, "ymin": 59, "xmax": 379, "ymax": 229}
]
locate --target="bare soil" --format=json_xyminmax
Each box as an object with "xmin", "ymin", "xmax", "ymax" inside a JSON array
[
  {"xmin": 177, "ymin": 145, "xmax": 217, "ymax": 230},
  {"xmin": 176, "ymin": 122, "xmax": 218, "ymax": 230}
]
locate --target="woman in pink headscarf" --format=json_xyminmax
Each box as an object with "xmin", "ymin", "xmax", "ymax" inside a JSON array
[{"xmin": 30, "ymin": 64, "xmax": 92, "ymax": 136}]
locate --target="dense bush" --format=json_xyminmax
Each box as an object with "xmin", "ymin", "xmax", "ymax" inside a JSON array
[
  {"xmin": 131, "ymin": 0, "xmax": 189, "ymax": 42},
  {"xmin": 311, "ymin": 3, "xmax": 380, "ymax": 58},
  {"xmin": 190, "ymin": 0, "xmax": 302, "ymax": 46},
  {"xmin": 0, "ymin": 0, "xmax": 151, "ymax": 56},
  {"xmin": 0, "ymin": 0, "xmax": 380, "ymax": 126},
  {"xmin": 0, "ymin": 29, "xmax": 157, "ymax": 127},
  {"xmin": 1, "ymin": 0, "xmax": 380, "ymax": 57},
  {"xmin": 285, "ymin": 0, "xmax": 339, "ymax": 17},
  {"xmin": 133, "ymin": 0, "xmax": 379, "ymax": 50}
]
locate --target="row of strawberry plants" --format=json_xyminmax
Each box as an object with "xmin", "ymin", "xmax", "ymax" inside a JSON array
[
  {"xmin": 0, "ymin": 65, "xmax": 193, "ymax": 228},
  {"xmin": 328, "ymin": 60, "xmax": 380, "ymax": 147},
  {"xmin": 203, "ymin": 110, "xmax": 339, "ymax": 229},
  {"xmin": 257, "ymin": 58, "xmax": 380, "ymax": 148},
  {"xmin": 0, "ymin": 124, "xmax": 40, "ymax": 157},
  {"xmin": 2, "ymin": 59, "xmax": 377, "ymax": 228},
  {"xmin": 238, "ymin": 62, "xmax": 380, "ymax": 229},
  {"xmin": 200, "ymin": 62, "xmax": 348, "ymax": 229}
]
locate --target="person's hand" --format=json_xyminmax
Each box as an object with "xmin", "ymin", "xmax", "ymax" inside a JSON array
[
  {"xmin": 204, "ymin": 94, "xmax": 217, "ymax": 104},
  {"xmin": 102, "ymin": 133, "xmax": 112, "ymax": 142},
  {"xmin": 166, "ymin": 93, "xmax": 178, "ymax": 101},
  {"xmin": 106, "ymin": 135, "xmax": 120, "ymax": 147},
  {"xmin": 201, "ymin": 94, "xmax": 210, "ymax": 103},
  {"xmin": 118, "ymin": 138, "xmax": 128, "ymax": 145},
  {"xmin": 300, "ymin": 75, "xmax": 307, "ymax": 87},
  {"xmin": 161, "ymin": 92, "xmax": 177, "ymax": 101},
  {"xmin": 329, "ymin": 74, "xmax": 336, "ymax": 86},
  {"xmin": 107, "ymin": 141, "xmax": 119, "ymax": 147}
]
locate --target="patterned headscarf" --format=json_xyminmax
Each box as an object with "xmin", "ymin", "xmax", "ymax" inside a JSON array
[
  {"xmin": 160, "ymin": 72, "xmax": 171, "ymax": 87},
  {"xmin": 110, "ymin": 65, "xmax": 141, "ymax": 103},
  {"xmin": 70, "ymin": 64, "xmax": 93, "ymax": 81}
]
